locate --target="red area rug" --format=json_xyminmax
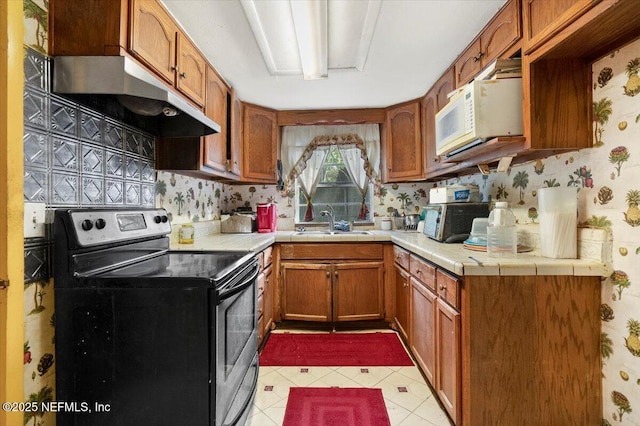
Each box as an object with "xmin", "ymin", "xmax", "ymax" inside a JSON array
[
  {"xmin": 259, "ymin": 332, "xmax": 413, "ymax": 366},
  {"xmin": 283, "ymin": 387, "xmax": 391, "ymax": 426}
]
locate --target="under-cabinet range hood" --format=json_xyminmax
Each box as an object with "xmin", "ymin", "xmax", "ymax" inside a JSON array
[{"xmin": 53, "ymin": 56, "xmax": 220, "ymax": 137}]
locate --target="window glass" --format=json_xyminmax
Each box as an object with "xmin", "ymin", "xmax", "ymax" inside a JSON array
[{"xmin": 295, "ymin": 146, "xmax": 373, "ymax": 223}]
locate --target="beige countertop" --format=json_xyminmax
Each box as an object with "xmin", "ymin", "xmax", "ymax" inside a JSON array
[{"xmin": 170, "ymin": 230, "xmax": 610, "ymax": 277}]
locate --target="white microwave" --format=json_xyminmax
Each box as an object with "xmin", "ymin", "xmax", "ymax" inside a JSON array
[{"xmin": 435, "ymin": 78, "xmax": 523, "ymax": 157}]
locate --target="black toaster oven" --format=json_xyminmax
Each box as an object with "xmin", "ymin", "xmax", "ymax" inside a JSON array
[{"xmin": 423, "ymin": 203, "xmax": 489, "ymax": 243}]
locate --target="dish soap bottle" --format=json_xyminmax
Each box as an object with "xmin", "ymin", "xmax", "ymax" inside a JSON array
[{"xmin": 487, "ymin": 201, "xmax": 517, "ymax": 257}]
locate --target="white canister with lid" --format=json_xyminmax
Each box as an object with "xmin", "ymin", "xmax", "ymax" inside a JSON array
[{"xmin": 381, "ymin": 217, "xmax": 392, "ymax": 230}]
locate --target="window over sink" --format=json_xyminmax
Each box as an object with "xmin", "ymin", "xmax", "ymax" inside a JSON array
[
  {"xmin": 295, "ymin": 146, "xmax": 374, "ymax": 224},
  {"xmin": 280, "ymin": 124, "xmax": 381, "ymax": 225}
]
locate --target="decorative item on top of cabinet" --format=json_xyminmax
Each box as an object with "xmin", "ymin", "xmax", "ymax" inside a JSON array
[
  {"xmin": 383, "ymin": 100, "xmax": 424, "ymax": 182},
  {"xmin": 130, "ymin": 0, "xmax": 206, "ymax": 107},
  {"xmin": 243, "ymin": 103, "xmax": 278, "ymax": 183},
  {"xmin": 454, "ymin": 0, "xmax": 521, "ymax": 87}
]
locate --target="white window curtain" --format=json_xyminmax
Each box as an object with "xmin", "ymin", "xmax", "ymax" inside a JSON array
[{"xmin": 281, "ymin": 124, "xmax": 381, "ymax": 221}]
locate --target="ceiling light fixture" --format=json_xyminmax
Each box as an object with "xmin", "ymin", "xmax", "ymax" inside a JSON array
[{"xmin": 290, "ymin": 0, "xmax": 328, "ymax": 80}]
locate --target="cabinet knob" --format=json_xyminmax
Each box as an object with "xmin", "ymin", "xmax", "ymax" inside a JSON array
[
  {"xmin": 326, "ymin": 271, "xmax": 330, "ymax": 278},
  {"xmin": 416, "ymin": 270, "xmax": 422, "ymax": 275},
  {"xmin": 403, "ymin": 281, "xmax": 408, "ymax": 288},
  {"xmin": 179, "ymin": 72, "xmax": 187, "ymax": 79},
  {"xmin": 433, "ymin": 157, "xmax": 439, "ymax": 162},
  {"xmin": 335, "ymin": 271, "xmax": 338, "ymax": 277},
  {"xmin": 440, "ymin": 285, "xmax": 446, "ymax": 291},
  {"xmin": 171, "ymin": 65, "xmax": 178, "ymax": 72}
]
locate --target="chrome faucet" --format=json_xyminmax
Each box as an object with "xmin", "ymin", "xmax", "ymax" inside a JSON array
[{"xmin": 320, "ymin": 204, "xmax": 335, "ymax": 232}]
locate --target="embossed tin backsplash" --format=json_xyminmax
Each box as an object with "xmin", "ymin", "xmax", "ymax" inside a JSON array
[{"xmin": 23, "ymin": 48, "xmax": 156, "ymax": 283}]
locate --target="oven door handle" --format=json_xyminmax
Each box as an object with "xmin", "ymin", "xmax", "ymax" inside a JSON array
[{"xmin": 217, "ymin": 262, "xmax": 259, "ymax": 302}]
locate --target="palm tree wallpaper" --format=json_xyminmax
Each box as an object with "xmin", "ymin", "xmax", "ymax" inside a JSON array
[{"xmin": 22, "ymin": 4, "xmax": 640, "ymax": 424}]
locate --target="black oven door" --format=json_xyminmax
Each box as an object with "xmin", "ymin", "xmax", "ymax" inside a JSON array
[{"xmin": 213, "ymin": 260, "xmax": 259, "ymax": 426}]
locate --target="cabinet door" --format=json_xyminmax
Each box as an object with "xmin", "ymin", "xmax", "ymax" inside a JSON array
[
  {"xmin": 481, "ymin": 0, "xmax": 521, "ymax": 64},
  {"xmin": 243, "ymin": 104, "xmax": 278, "ymax": 182},
  {"xmin": 523, "ymin": 0, "xmax": 595, "ymax": 53},
  {"xmin": 436, "ymin": 297, "xmax": 461, "ymax": 425},
  {"xmin": 394, "ymin": 265, "xmax": 411, "ymax": 342},
  {"xmin": 130, "ymin": 0, "xmax": 177, "ymax": 85},
  {"xmin": 281, "ymin": 263, "xmax": 331, "ymax": 322},
  {"xmin": 263, "ymin": 265, "xmax": 274, "ymax": 336},
  {"xmin": 202, "ymin": 65, "xmax": 228, "ymax": 172},
  {"xmin": 454, "ymin": 38, "xmax": 482, "ymax": 87},
  {"xmin": 257, "ymin": 271, "xmax": 266, "ymax": 344},
  {"xmin": 176, "ymin": 33, "xmax": 207, "ymax": 107},
  {"xmin": 424, "ymin": 68, "xmax": 456, "ymax": 176},
  {"xmin": 410, "ymin": 277, "xmax": 437, "ymax": 386},
  {"xmin": 384, "ymin": 101, "xmax": 424, "ymax": 182},
  {"xmin": 333, "ymin": 262, "xmax": 384, "ymax": 322},
  {"xmin": 229, "ymin": 92, "xmax": 243, "ymax": 177}
]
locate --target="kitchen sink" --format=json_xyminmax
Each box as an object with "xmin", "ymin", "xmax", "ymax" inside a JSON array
[{"xmin": 293, "ymin": 230, "xmax": 372, "ymax": 236}]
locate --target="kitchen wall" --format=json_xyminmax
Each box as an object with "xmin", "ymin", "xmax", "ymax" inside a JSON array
[{"xmin": 440, "ymin": 39, "xmax": 640, "ymax": 425}]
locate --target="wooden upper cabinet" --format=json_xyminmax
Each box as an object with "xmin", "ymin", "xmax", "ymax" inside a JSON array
[
  {"xmin": 523, "ymin": 0, "xmax": 597, "ymax": 54},
  {"xmin": 384, "ymin": 100, "xmax": 424, "ymax": 182},
  {"xmin": 229, "ymin": 92, "xmax": 244, "ymax": 177},
  {"xmin": 454, "ymin": 39, "xmax": 483, "ymax": 88},
  {"xmin": 424, "ymin": 68, "xmax": 456, "ymax": 176},
  {"xmin": 130, "ymin": 0, "xmax": 178, "ymax": 85},
  {"xmin": 176, "ymin": 34, "xmax": 207, "ymax": 106},
  {"xmin": 130, "ymin": 0, "xmax": 206, "ymax": 107},
  {"xmin": 455, "ymin": 0, "xmax": 521, "ymax": 86},
  {"xmin": 243, "ymin": 104, "xmax": 278, "ymax": 183},
  {"xmin": 202, "ymin": 65, "xmax": 229, "ymax": 173}
]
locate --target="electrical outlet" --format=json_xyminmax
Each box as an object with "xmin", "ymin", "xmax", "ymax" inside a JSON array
[{"xmin": 24, "ymin": 202, "xmax": 46, "ymax": 238}]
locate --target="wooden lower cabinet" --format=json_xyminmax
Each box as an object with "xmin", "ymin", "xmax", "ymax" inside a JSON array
[
  {"xmin": 333, "ymin": 262, "xmax": 384, "ymax": 322},
  {"xmin": 409, "ymin": 277, "xmax": 436, "ymax": 386},
  {"xmin": 281, "ymin": 261, "xmax": 384, "ymax": 322},
  {"xmin": 281, "ymin": 263, "xmax": 332, "ymax": 322},
  {"xmin": 393, "ymin": 263, "xmax": 411, "ymax": 341},
  {"xmin": 435, "ymin": 297, "xmax": 461, "ymax": 424}
]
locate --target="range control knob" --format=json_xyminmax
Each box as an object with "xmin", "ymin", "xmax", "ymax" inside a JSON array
[
  {"xmin": 95, "ymin": 218, "xmax": 106, "ymax": 229},
  {"xmin": 161, "ymin": 215, "xmax": 169, "ymax": 223},
  {"xmin": 154, "ymin": 215, "xmax": 162, "ymax": 224},
  {"xmin": 81, "ymin": 219, "xmax": 93, "ymax": 231}
]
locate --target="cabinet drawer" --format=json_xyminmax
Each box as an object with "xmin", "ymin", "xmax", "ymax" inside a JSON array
[
  {"xmin": 280, "ymin": 243, "xmax": 383, "ymax": 260},
  {"xmin": 410, "ymin": 255, "xmax": 436, "ymax": 291},
  {"xmin": 393, "ymin": 246, "xmax": 410, "ymax": 270},
  {"xmin": 263, "ymin": 246, "xmax": 273, "ymax": 267},
  {"xmin": 436, "ymin": 269, "xmax": 460, "ymax": 310}
]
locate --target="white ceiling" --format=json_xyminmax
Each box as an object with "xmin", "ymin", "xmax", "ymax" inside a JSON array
[{"xmin": 161, "ymin": 0, "xmax": 507, "ymax": 110}]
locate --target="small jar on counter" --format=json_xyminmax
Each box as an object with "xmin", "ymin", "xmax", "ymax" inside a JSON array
[
  {"xmin": 178, "ymin": 223, "xmax": 194, "ymax": 244},
  {"xmin": 381, "ymin": 217, "xmax": 392, "ymax": 231}
]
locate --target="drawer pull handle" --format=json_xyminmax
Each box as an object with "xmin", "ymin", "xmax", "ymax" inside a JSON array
[
  {"xmin": 179, "ymin": 72, "xmax": 187, "ymax": 79},
  {"xmin": 440, "ymin": 285, "xmax": 446, "ymax": 291},
  {"xmin": 416, "ymin": 270, "xmax": 422, "ymax": 275}
]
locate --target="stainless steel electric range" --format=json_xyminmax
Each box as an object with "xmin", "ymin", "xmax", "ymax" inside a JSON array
[{"xmin": 54, "ymin": 208, "xmax": 259, "ymax": 426}]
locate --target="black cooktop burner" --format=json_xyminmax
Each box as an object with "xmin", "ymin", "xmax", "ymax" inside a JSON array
[{"xmin": 91, "ymin": 251, "xmax": 254, "ymax": 283}]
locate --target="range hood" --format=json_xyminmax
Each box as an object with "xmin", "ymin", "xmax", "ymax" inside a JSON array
[{"xmin": 53, "ymin": 56, "xmax": 220, "ymax": 137}]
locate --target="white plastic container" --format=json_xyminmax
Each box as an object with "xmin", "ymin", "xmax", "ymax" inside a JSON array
[
  {"xmin": 538, "ymin": 187, "xmax": 577, "ymax": 258},
  {"xmin": 381, "ymin": 217, "xmax": 392, "ymax": 230},
  {"xmin": 487, "ymin": 201, "xmax": 517, "ymax": 257}
]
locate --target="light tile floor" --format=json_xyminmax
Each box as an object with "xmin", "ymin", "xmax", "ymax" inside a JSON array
[{"xmin": 245, "ymin": 329, "xmax": 453, "ymax": 426}]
